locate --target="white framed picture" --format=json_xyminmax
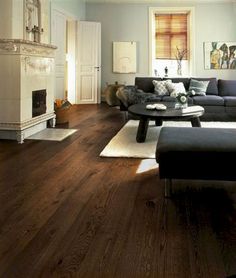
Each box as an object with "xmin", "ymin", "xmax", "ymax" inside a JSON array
[
  {"xmin": 204, "ymin": 42, "xmax": 236, "ymax": 69},
  {"xmin": 113, "ymin": 41, "xmax": 137, "ymax": 73}
]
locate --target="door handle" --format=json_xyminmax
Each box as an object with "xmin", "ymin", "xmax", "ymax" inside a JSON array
[{"xmin": 94, "ymin": 66, "xmax": 100, "ymax": 71}]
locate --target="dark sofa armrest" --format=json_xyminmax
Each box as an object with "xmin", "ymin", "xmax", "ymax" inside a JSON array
[{"xmin": 135, "ymin": 77, "xmax": 162, "ymax": 92}]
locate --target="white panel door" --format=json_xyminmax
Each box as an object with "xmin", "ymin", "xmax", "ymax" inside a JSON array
[
  {"xmin": 77, "ymin": 21, "xmax": 101, "ymax": 104},
  {"xmin": 51, "ymin": 8, "xmax": 66, "ymax": 100}
]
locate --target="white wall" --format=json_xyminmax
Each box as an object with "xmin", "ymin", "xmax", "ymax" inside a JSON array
[
  {"xmin": 0, "ymin": 0, "xmax": 85, "ymax": 42},
  {"xmin": 86, "ymin": 2, "xmax": 236, "ymax": 90},
  {"xmin": 233, "ymin": 3, "xmax": 236, "ymax": 23},
  {"xmin": 0, "ymin": 0, "xmax": 23, "ymax": 39},
  {"xmin": 0, "ymin": 0, "xmax": 49, "ymax": 43}
]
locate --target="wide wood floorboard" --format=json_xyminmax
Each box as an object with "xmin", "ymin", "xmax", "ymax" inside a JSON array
[{"xmin": 0, "ymin": 104, "xmax": 235, "ymax": 278}]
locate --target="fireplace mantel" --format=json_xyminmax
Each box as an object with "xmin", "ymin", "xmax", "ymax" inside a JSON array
[
  {"xmin": 0, "ymin": 39, "xmax": 57, "ymax": 143},
  {"xmin": 0, "ymin": 39, "xmax": 57, "ymax": 47},
  {"xmin": 0, "ymin": 39, "xmax": 57, "ymax": 56}
]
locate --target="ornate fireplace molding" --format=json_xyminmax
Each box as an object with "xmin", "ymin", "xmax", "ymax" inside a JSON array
[
  {"xmin": 0, "ymin": 39, "xmax": 56, "ymax": 57},
  {"xmin": 21, "ymin": 46, "xmax": 54, "ymax": 56},
  {"xmin": 0, "ymin": 43, "xmax": 19, "ymax": 53},
  {"xmin": 21, "ymin": 56, "xmax": 54, "ymax": 74}
]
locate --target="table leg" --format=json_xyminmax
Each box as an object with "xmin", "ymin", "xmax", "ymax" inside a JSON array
[
  {"xmin": 165, "ymin": 179, "xmax": 172, "ymax": 198},
  {"xmin": 155, "ymin": 119, "xmax": 163, "ymax": 126},
  {"xmin": 191, "ymin": 117, "xmax": 201, "ymax": 127},
  {"xmin": 136, "ymin": 118, "xmax": 149, "ymax": 143}
]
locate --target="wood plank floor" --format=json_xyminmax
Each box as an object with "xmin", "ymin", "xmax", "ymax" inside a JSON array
[{"xmin": 0, "ymin": 104, "xmax": 236, "ymax": 278}]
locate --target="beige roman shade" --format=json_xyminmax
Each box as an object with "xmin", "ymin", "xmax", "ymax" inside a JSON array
[{"xmin": 155, "ymin": 14, "xmax": 188, "ymax": 60}]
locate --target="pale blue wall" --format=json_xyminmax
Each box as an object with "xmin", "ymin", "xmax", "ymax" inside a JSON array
[
  {"xmin": 195, "ymin": 3, "xmax": 236, "ymax": 79},
  {"xmin": 234, "ymin": 3, "xmax": 236, "ymax": 20},
  {"xmin": 51, "ymin": 0, "xmax": 86, "ymax": 19},
  {"xmin": 86, "ymin": 3, "xmax": 149, "ymax": 88},
  {"xmin": 86, "ymin": 2, "xmax": 236, "ymax": 89}
]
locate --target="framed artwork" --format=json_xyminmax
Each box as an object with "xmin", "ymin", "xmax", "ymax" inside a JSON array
[
  {"xmin": 204, "ymin": 42, "xmax": 236, "ymax": 70},
  {"xmin": 113, "ymin": 42, "xmax": 137, "ymax": 73}
]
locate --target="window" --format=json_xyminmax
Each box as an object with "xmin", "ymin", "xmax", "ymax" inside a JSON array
[
  {"xmin": 149, "ymin": 7, "xmax": 195, "ymax": 77},
  {"xmin": 155, "ymin": 14, "xmax": 187, "ymax": 60}
]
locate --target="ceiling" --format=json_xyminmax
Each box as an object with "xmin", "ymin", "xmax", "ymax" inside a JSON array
[{"xmin": 85, "ymin": 0, "xmax": 236, "ymax": 3}]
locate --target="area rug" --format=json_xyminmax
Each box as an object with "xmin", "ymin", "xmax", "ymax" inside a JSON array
[
  {"xmin": 27, "ymin": 128, "xmax": 77, "ymax": 142},
  {"xmin": 100, "ymin": 120, "xmax": 236, "ymax": 158}
]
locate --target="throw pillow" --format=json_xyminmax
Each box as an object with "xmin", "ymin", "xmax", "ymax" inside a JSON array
[
  {"xmin": 152, "ymin": 80, "xmax": 172, "ymax": 96},
  {"xmin": 189, "ymin": 79, "xmax": 209, "ymax": 96},
  {"xmin": 166, "ymin": 82, "xmax": 186, "ymax": 97}
]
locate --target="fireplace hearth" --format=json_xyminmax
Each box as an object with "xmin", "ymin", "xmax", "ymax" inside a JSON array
[{"xmin": 32, "ymin": 89, "xmax": 47, "ymax": 117}]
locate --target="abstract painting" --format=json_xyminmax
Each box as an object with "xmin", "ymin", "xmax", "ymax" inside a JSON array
[{"xmin": 204, "ymin": 42, "xmax": 236, "ymax": 69}]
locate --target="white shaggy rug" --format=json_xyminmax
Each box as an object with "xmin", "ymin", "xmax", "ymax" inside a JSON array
[
  {"xmin": 100, "ymin": 120, "xmax": 236, "ymax": 159},
  {"xmin": 27, "ymin": 128, "xmax": 77, "ymax": 142}
]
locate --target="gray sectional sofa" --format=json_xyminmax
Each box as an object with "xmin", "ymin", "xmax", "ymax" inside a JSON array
[{"xmin": 118, "ymin": 77, "xmax": 236, "ymax": 121}]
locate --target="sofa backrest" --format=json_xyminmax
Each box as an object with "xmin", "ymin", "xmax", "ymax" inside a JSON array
[
  {"xmin": 135, "ymin": 77, "xmax": 162, "ymax": 92},
  {"xmin": 135, "ymin": 77, "xmax": 219, "ymax": 95},
  {"xmin": 218, "ymin": 79, "xmax": 236, "ymax": 96},
  {"xmin": 192, "ymin": 77, "xmax": 218, "ymax": 95},
  {"xmin": 163, "ymin": 77, "xmax": 190, "ymax": 91}
]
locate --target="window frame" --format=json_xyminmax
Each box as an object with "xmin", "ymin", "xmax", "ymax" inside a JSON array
[{"xmin": 149, "ymin": 7, "xmax": 195, "ymax": 77}]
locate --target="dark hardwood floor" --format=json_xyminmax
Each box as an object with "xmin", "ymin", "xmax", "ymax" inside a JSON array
[{"xmin": 0, "ymin": 104, "xmax": 236, "ymax": 278}]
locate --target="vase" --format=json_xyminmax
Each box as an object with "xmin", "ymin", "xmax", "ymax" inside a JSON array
[
  {"xmin": 177, "ymin": 61, "xmax": 182, "ymax": 76},
  {"xmin": 175, "ymin": 101, "xmax": 188, "ymax": 109}
]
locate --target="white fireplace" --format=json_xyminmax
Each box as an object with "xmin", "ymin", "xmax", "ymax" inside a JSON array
[{"xmin": 0, "ymin": 39, "xmax": 56, "ymax": 143}]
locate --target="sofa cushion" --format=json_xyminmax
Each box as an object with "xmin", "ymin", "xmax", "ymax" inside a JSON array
[
  {"xmin": 218, "ymin": 80, "xmax": 236, "ymax": 96},
  {"xmin": 222, "ymin": 96, "xmax": 236, "ymax": 107},
  {"xmin": 225, "ymin": 107, "xmax": 236, "ymax": 115},
  {"xmin": 192, "ymin": 78, "xmax": 218, "ymax": 95},
  {"xmin": 201, "ymin": 106, "xmax": 225, "ymax": 114},
  {"xmin": 157, "ymin": 127, "xmax": 236, "ymax": 156},
  {"xmin": 135, "ymin": 77, "xmax": 162, "ymax": 93},
  {"xmin": 192, "ymin": 95, "xmax": 224, "ymax": 106}
]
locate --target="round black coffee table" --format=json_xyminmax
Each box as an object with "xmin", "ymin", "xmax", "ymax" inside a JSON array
[{"xmin": 128, "ymin": 102, "xmax": 205, "ymax": 143}]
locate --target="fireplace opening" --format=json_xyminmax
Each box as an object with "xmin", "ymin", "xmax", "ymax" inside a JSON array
[{"xmin": 32, "ymin": 89, "xmax": 47, "ymax": 117}]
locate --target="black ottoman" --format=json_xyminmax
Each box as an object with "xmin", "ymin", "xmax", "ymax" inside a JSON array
[{"xmin": 156, "ymin": 127, "xmax": 236, "ymax": 197}]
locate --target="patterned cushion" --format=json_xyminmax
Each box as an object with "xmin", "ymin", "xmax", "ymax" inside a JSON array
[
  {"xmin": 152, "ymin": 80, "xmax": 172, "ymax": 96},
  {"xmin": 166, "ymin": 82, "xmax": 186, "ymax": 97},
  {"xmin": 189, "ymin": 79, "xmax": 209, "ymax": 96}
]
